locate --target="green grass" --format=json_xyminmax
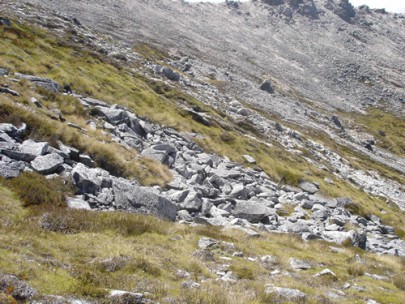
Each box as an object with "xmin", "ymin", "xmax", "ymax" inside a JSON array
[{"xmin": 346, "ymin": 108, "xmax": 405, "ymax": 157}]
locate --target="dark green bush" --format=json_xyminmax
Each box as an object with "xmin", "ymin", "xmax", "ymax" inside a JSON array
[{"xmin": 1, "ymin": 172, "xmax": 68, "ymax": 207}]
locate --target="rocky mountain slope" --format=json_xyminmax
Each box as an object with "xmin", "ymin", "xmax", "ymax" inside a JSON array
[{"xmin": 0, "ymin": 0, "xmax": 404, "ymax": 303}]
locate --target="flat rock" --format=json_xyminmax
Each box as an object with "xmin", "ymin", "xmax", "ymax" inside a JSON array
[
  {"xmin": 113, "ymin": 178, "xmax": 177, "ymax": 221},
  {"xmin": 289, "ymin": 258, "xmax": 312, "ymax": 270},
  {"xmin": 31, "ymin": 153, "xmax": 64, "ymax": 175},
  {"xmin": 66, "ymin": 196, "xmax": 91, "ymax": 210},
  {"xmin": 198, "ymin": 237, "xmax": 218, "ymax": 249},
  {"xmin": 141, "ymin": 143, "xmax": 177, "ymax": 168},
  {"xmin": 0, "ymin": 274, "xmax": 37, "ymax": 300},
  {"xmin": 264, "ymin": 285, "xmax": 306, "ymax": 301},
  {"xmin": 0, "ymin": 161, "xmax": 25, "ymax": 178},
  {"xmin": 20, "ymin": 139, "xmax": 49, "ymax": 156},
  {"xmin": 93, "ymin": 105, "xmax": 128, "ymax": 125},
  {"xmin": 242, "ymin": 154, "xmax": 256, "ymax": 164},
  {"xmin": 233, "ymin": 200, "xmax": 271, "ymax": 222},
  {"xmin": 15, "ymin": 73, "xmax": 60, "ymax": 93},
  {"xmin": 299, "ymin": 181, "xmax": 318, "ymax": 194},
  {"xmin": 71, "ymin": 163, "xmax": 112, "ymax": 195}
]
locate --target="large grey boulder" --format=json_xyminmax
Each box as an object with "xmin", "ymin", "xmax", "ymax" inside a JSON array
[
  {"xmin": 233, "ymin": 200, "xmax": 271, "ymax": 222},
  {"xmin": 259, "ymin": 80, "xmax": 274, "ymax": 94},
  {"xmin": 19, "ymin": 139, "xmax": 49, "ymax": 156},
  {"xmin": 321, "ymin": 230, "xmax": 367, "ymax": 249},
  {"xmin": 66, "ymin": 196, "xmax": 91, "ymax": 210},
  {"xmin": 0, "ymin": 161, "xmax": 25, "ymax": 178},
  {"xmin": 141, "ymin": 143, "xmax": 177, "ymax": 168},
  {"xmin": 113, "ymin": 178, "xmax": 177, "ymax": 221},
  {"xmin": 93, "ymin": 105, "xmax": 129, "ymax": 125},
  {"xmin": 2, "ymin": 149, "xmax": 36, "ymax": 162},
  {"xmin": 71, "ymin": 163, "xmax": 112, "ymax": 195},
  {"xmin": 15, "ymin": 73, "xmax": 60, "ymax": 93},
  {"xmin": 289, "ymin": 258, "xmax": 312, "ymax": 270},
  {"xmin": 0, "ymin": 68, "xmax": 8, "ymax": 76},
  {"xmin": 299, "ymin": 181, "xmax": 318, "ymax": 194},
  {"xmin": 198, "ymin": 237, "xmax": 218, "ymax": 249},
  {"xmin": 0, "ymin": 274, "xmax": 37, "ymax": 300},
  {"xmin": 31, "ymin": 153, "xmax": 64, "ymax": 175},
  {"xmin": 264, "ymin": 285, "xmax": 306, "ymax": 301},
  {"xmin": 0, "ymin": 123, "xmax": 18, "ymax": 137},
  {"xmin": 162, "ymin": 67, "xmax": 180, "ymax": 81}
]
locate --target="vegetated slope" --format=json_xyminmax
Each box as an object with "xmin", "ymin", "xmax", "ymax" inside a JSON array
[
  {"xmin": 19, "ymin": 0, "xmax": 405, "ymax": 188},
  {"xmin": 0, "ymin": 1, "xmax": 404, "ymax": 303}
]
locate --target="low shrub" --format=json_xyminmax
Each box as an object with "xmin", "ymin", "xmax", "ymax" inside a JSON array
[
  {"xmin": 0, "ymin": 293, "xmax": 17, "ymax": 304},
  {"xmin": 1, "ymin": 172, "xmax": 68, "ymax": 207},
  {"xmin": 347, "ymin": 265, "xmax": 365, "ymax": 276},
  {"xmin": 393, "ymin": 274, "xmax": 405, "ymax": 291}
]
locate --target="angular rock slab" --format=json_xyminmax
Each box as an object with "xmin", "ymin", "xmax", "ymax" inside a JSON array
[
  {"xmin": 233, "ymin": 200, "xmax": 271, "ymax": 223},
  {"xmin": 0, "ymin": 161, "xmax": 25, "ymax": 178},
  {"xmin": 113, "ymin": 178, "xmax": 177, "ymax": 221},
  {"xmin": 15, "ymin": 73, "xmax": 60, "ymax": 93},
  {"xmin": 31, "ymin": 153, "xmax": 64, "ymax": 175},
  {"xmin": 264, "ymin": 285, "xmax": 306, "ymax": 301},
  {"xmin": 71, "ymin": 163, "xmax": 112, "ymax": 195},
  {"xmin": 141, "ymin": 143, "xmax": 177, "ymax": 168},
  {"xmin": 19, "ymin": 139, "xmax": 49, "ymax": 156}
]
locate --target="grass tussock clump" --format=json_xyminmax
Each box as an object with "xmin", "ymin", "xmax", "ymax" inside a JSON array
[
  {"xmin": 393, "ymin": 274, "xmax": 405, "ymax": 291},
  {"xmin": 0, "ymin": 293, "xmax": 16, "ymax": 304},
  {"xmin": 0, "ymin": 172, "xmax": 69, "ymax": 207},
  {"xmin": 35, "ymin": 207, "xmax": 173, "ymax": 236}
]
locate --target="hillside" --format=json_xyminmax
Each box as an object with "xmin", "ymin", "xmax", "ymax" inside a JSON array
[{"xmin": 0, "ymin": 0, "xmax": 404, "ymax": 303}]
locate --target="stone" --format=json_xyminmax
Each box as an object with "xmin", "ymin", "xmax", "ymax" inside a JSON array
[
  {"xmin": 264, "ymin": 285, "xmax": 306, "ymax": 301},
  {"xmin": 30, "ymin": 97, "xmax": 42, "ymax": 108},
  {"xmin": 0, "ymin": 123, "xmax": 18, "ymax": 136},
  {"xmin": 112, "ymin": 178, "xmax": 177, "ymax": 221},
  {"xmin": 198, "ymin": 237, "xmax": 218, "ymax": 249},
  {"xmin": 331, "ymin": 115, "xmax": 344, "ymax": 129},
  {"xmin": 93, "ymin": 105, "xmax": 129, "ymax": 125},
  {"xmin": 242, "ymin": 154, "xmax": 256, "ymax": 164},
  {"xmin": 0, "ymin": 161, "xmax": 25, "ymax": 178},
  {"xmin": 181, "ymin": 190, "xmax": 203, "ymax": 211},
  {"xmin": 71, "ymin": 163, "xmax": 112, "ymax": 195},
  {"xmin": 233, "ymin": 200, "xmax": 271, "ymax": 223},
  {"xmin": 177, "ymin": 210, "xmax": 193, "ymax": 221},
  {"xmin": 15, "ymin": 73, "xmax": 60, "ymax": 93},
  {"xmin": 0, "ymin": 68, "xmax": 8, "ymax": 76},
  {"xmin": 141, "ymin": 143, "xmax": 177, "ymax": 168},
  {"xmin": 275, "ymin": 122, "xmax": 283, "ymax": 132},
  {"xmin": 0, "ymin": 274, "xmax": 37, "ymax": 300},
  {"xmin": 2, "ymin": 149, "xmax": 37, "ymax": 162},
  {"xmin": 299, "ymin": 181, "xmax": 318, "ymax": 194},
  {"xmin": 66, "ymin": 196, "xmax": 91, "ymax": 210},
  {"xmin": 170, "ymin": 189, "xmax": 190, "ymax": 203},
  {"xmin": 0, "ymin": 87, "xmax": 20, "ymax": 96},
  {"xmin": 220, "ymin": 271, "xmax": 238, "ymax": 283},
  {"xmin": 321, "ymin": 230, "xmax": 366, "ymax": 249},
  {"xmin": 162, "ymin": 67, "xmax": 180, "ymax": 81},
  {"xmin": 19, "ymin": 139, "xmax": 49, "ymax": 156},
  {"xmin": 289, "ymin": 258, "xmax": 312, "ymax": 270},
  {"xmin": 81, "ymin": 97, "xmax": 109, "ymax": 107},
  {"xmin": 229, "ymin": 184, "xmax": 248, "ymax": 200},
  {"xmin": 314, "ymin": 269, "xmax": 337, "ymax": 278},
  {"xmin": 79, "ymin": 154, "xmax": 95, "ymax": 167},
  {"xmin": 181, "ymin": 281, "xmax": 200, "ymax": 289},
  {"xmin": 0, "ymin": 17, "xmax": 11, "ymax": 26},
  {"xmin": 31, "ymin": 153, "xmax": 64, "ymax": 175},
  {"xmin": 261, "ymin": 255, "xmax": 277, "ymax": 265},
  {"xmin": 259, "ymin": 80, "xmax": 274, "ymax": 94},
  {"xmin": 108, "ymin": 290, "xmax": 143, "ymax": 303}
]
